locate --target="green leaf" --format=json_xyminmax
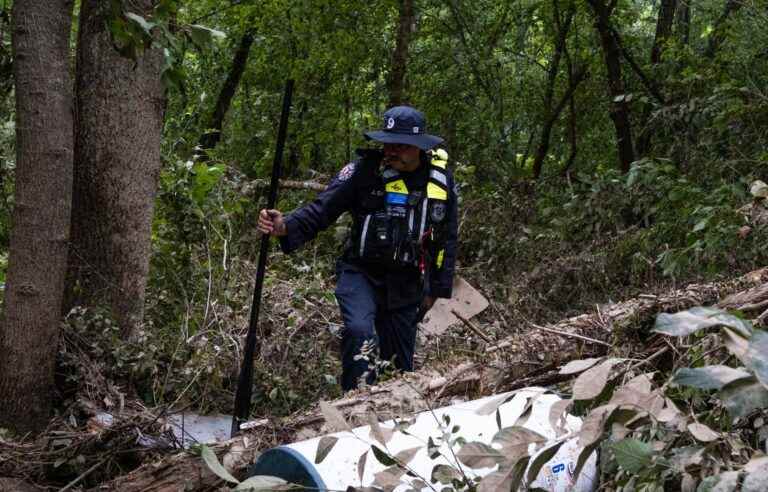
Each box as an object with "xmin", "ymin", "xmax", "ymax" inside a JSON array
[
  {"xmin": 371, "ymin": 445, "xmax": 397, "ymax": 467},
  {"xmin": 692, "ymin": 218, "xmax": 709, "ymax": 232},
  {"xmin": 612, "ymin": 438, "xmax": 654, "ymax": 473},
  {"xmin": 125, "ymin": 12, "xmax": 155, "ymax": 34},
  {"xmin": 314, "ymin": 436, "xmax": 337, "ymax": 464},
  {"xmin": 189, "ymin": 24, "xmax": 227, "ymax": 49},
  {"xmin": 745, "ymin": 330, "xmax": 768, "ymax": 389},
  {"xmin": 430, "ymin": 464, "xmax": 461, "ymax": 484},
  {"xmin": 200, "ymin": 444, "xmax": 239, "ymax": 484},
  {"xmin": 672, "ymin": 365, "xmax": 752, "ymax": 390},
  {"xmin": 653, "ymin": 307, "xmax": 752, "ymax": 337},
  {"xmin": 235, "ymin": 475, "xmax": 287, "ymax": 491},
  {"xmin": 718, "ymin": 378, "xmax": 768, "ymax": 419}
]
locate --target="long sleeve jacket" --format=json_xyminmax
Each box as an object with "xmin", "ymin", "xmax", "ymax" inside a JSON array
[{"xmin": 278, "ymin": 149, "xmax": 458, "ymax": 309}]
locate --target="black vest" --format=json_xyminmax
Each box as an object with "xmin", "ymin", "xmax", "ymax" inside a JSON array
[{"xmin": 349, "ymin": 150, "xmax": 450, "ymax": 270}]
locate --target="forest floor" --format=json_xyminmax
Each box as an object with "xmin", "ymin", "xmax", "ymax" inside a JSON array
[{"xmin": 2, "ymin": 258, "xmax": 767, "ymax": 491}]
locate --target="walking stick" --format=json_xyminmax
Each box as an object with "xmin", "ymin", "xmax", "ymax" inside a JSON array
[{"xmin": 231, "ymin": 79, "xmax": 294, "ymax": 437}]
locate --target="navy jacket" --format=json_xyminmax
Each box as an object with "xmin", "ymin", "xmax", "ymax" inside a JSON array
[{"xmin": 278, "ymin": 149, "xmax": 458, "ymax": 309}]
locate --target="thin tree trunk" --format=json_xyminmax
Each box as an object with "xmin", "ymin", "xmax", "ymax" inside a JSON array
[
  {"xmin": 196, "ymin": 30, "xmax": 255, "ymax": 160},
  {"xmin": 387, "ymin": 0, "xmax": 414, "ymax": 106},
  {"xmin": 65, "ymin": 0, "xmax": 165, "ymax": 339},
  {"xmin": 0, "ymin": 0, "xmax": 74, "ymax": 433},
  {"xmin": 676, "ymin": 0, "xmax": 691, "ymax": 46},
  {"xmin": 651, "ymin": 0, "xmax": 677, "ymax": 64},
  {"xmin": 705, "ymin": 0, "xmax": 742, "ymax": 58},
  {"xmin": 586, "ymin": 0, "xmax": 635, "ymax": 173},
  {"xmin": 532, "ymin": 0, "xmax": 575, "ymax": 179}
]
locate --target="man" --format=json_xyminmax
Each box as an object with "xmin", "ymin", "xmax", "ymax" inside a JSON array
[{"xmin": 258, "ymin": 106, "xmax": 458, "ymax": 391}]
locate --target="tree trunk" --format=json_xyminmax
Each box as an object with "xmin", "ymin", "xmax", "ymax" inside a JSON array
[
  {"xmin": 387, "ymin": 0, "xmax": 414, "ymax": 106},
  {"xmin": 586, "ymin": 0, "xmax": 635, "ymax": 172},
  {"xmin": 636, "ymin": 0, "xmax": 677, "ymax": 156},
  {"xmin": 650, "ymin": 0, "xmax": 677, "ymax": 64},
  {"xmin": 705, "ymin": 0, "xmax": 742, "ymax": 58},
  {"xmin": 65, "ymin": 0, "xmax": 165, "ymax": 339},
  {"xmin": 0, "ymin": 0, "xmax": 74, "ymax": 433},
  {"xmin": 196, "ymin": 30, "xmax": 255, "ymax": 160}
]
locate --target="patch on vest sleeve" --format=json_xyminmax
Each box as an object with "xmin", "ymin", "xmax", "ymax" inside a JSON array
[{"xmin": 336, "ymin": 162, "xmax": 356, "ymax": 182}]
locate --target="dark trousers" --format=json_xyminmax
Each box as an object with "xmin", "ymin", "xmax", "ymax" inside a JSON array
[{"xmin": 335, "ymin": 266, "xmax": 420, "ymax": 391}]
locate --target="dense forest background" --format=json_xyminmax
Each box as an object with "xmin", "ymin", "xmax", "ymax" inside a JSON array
[{"xmin": 0, "ymin": 0, "xmax": 767, "ymax": 489}]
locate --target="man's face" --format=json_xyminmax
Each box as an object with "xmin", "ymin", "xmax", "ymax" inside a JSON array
[{"xmin": 383, "ymin": 143, "xmax": 421, "ymax": 172}]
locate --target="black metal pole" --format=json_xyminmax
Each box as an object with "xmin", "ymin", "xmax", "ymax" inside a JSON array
[{"xmin": 231, "ymin": 79, "xmax": 294, "ymax": 437}]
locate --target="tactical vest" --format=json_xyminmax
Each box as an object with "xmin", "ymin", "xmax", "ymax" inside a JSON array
[{"xmin": 352, "ymin": 149, "xmax": 450, "ymax": 270}]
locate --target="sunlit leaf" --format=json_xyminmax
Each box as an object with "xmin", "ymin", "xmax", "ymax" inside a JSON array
[
  {"xmin": 478, "ymin": 457, "xmax": 529, "ymax": 492},
  {"xmin": 200, "ymin": 444, "xmax": 238, "ymax": 484},
  {"xmin": 558, "ymin": 358, "xmax": 601, "ymax": 375},
  {"xmin": 456, "ymin": 441, "xmax": 504, "ymax": 468},
  {"xmin": 687, "ymin": 422, "xmax": 720, "ymax": 442},
  {"xmin": 572, "ymin": 359, "xmax": 617, "ymax": 401},
  {"xmin": 492, "ymin": 426, "xmax": 547, "ymax": 458},
  {"xmin": 319, "ymin": 401, "xmax": 351, "ymax": 432},
  {"xmin": 235, "ymin": 475, "xmax": 287, "ymax": 491}
]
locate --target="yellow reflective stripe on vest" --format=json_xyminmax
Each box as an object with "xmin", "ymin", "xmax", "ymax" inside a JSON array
[
  {"xmin": 427, "ymin": 182, "xmax": 448, "ymax": 200},
  {"xmin": 432, "ymin": 158, "xmax": 447, "ymax": 169},
  {"xmin": 385, "ymin": 179, "xmax": 408, "ymax": 194},
  {"xmin": 436, "ymin": 249, "xmax": 445, "ymax": 268}
]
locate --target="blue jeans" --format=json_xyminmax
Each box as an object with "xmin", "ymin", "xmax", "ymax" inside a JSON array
[{"xmin": 335, "ymin": 264, "xmax": 420, "ymax": 391}]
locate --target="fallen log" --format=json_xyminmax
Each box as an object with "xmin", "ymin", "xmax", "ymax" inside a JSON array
[{"xmin": 90, "ymin": 267, "xmax": 768, "ymax": 491}]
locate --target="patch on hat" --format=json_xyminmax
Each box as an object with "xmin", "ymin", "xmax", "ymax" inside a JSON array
[
  {"xmin": 386, "ymin": 117, "xmax": 395, "ymax": 129},
  {"xmin": 336, "ymin": 162, "xmax": 356, "ymax": 182}
]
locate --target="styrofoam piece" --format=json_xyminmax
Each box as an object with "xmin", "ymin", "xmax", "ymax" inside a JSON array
[
  {"xmin": 420, "ymin": 276, "xmax": 489, "ymax": 336},
  {"xmin": 249, "ymin": 388, "xmax": 598, "ymax": 491}
]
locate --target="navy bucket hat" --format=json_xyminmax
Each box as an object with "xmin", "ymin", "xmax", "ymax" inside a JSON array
[{"xmin": 364, "ymin": 106, "xmax": 444, "ymax": 151}]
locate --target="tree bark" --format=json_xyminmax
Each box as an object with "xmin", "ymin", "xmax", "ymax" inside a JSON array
[
  {"xmin": 65, "ymin": 0, "xmax": 165, "ymax": 339},
  {"xmin": 586, "ymin": 0, "xmax": 635, "ymax": 172},
  {"xmin": 386, "ymin": 0, "xmax": 414, "ymax": 106},
  {"xmin": 0, "ymin": 0, "xmax": 74, "ymax": 433},
  {"xmin": 195, "ymin": 30, "xmax": 255, "ymax": 160}
]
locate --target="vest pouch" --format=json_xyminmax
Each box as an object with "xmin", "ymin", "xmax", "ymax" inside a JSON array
[{"xmin": 358, "ymin": 212, "xmax": 392, "ymax": 264}]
